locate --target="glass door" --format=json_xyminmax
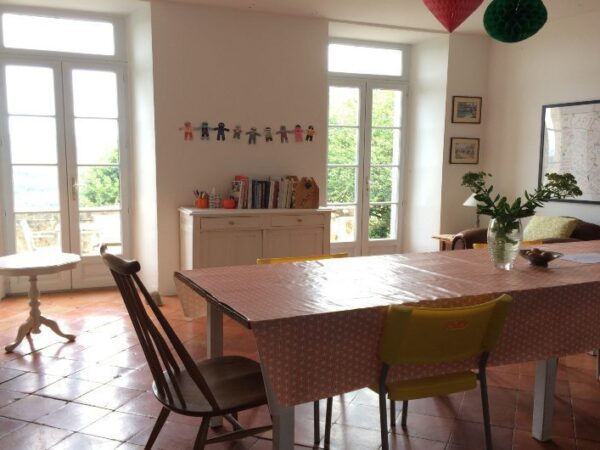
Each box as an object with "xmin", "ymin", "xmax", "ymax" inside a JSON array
[
  {"xmin": 327, "ymin": 79, "xmax": 406, "ymax": 256},
  {"xmin": 0, "ymin": 59, "xmax": 128, "ymax": 292}
]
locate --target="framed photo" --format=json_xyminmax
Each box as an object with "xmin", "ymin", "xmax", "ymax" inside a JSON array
[
  {"xmin": 539, "ymin": 99, "xmax": 600, "ymax": 204},
  {"xmin": 452, "ymin": 96, "xmax": 482, "ymax": 124},
  {"xmin": 450, "ymin": 138, "xmax": 480, "ymax": 164}
]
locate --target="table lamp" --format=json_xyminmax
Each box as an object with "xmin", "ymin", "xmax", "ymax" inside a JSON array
[{"xmin": 463, "ymin": 193, "xmax": 480, "ymax": 228}]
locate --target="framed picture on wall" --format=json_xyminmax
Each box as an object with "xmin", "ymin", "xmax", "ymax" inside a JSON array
[
  {"xmin": 450, "ymin": 137, "xmax": 480, "ymax": 164},
  {"xmin": 539, "ymin": 99, "xmax": 600, "ymax": 204},
  {"xmin": 452, "ymin": 96, "xmax": 482, "ymax": 124}
]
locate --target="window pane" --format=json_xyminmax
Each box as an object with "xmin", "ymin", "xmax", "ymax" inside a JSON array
[
  {"xmin": 72, "ymin": 70, "xmax": 118, "ymax": 118},
  {"xmin": 75, "ymin": 119, "xmax": 120, "ymax": 164},
  {"xmin": 6, "ymin": 65, "xmax": 55, "ymax": 115},
  {"xmin": 9, "ymin": 116, "xmax": 57, "ymax": 164},
  {"xmin": 370, "ymin": 167, "xmax": 397, "ymax": 203},
  {"xmin": 330, "ymin": 206, "xmax": 356, "ymax": 243},
  {"xmin": 79, "ymin": 211, "xmax": 121, "ymax": 256},
  {"xmin": 329, "ymin": 44, "xmax": 403, "ymax": 76},
  {"xmin": 327, "ymin": 167, "xmax": 356, "ymax": 203},
  {"xmin": 13, "ymin": 166, "xmax": 60, "ymax": 212},
  {"xmin": 78, "ymin": 166, "xmax": 121, "ymax": 209},
  {"xmin": 15, "ymin": 212, "xmax": 61, "ymax": 253},
  {"xmin": 2, "ymin": 13, "xmax": 115, "ymax": 56},
  {"xmin": 329, "ymin": 86, "xmax": 359, "ymax": 126},
  {"xmin": 372, "ymin": 90, "xmax": 402, "ymax": 127},
  {"xmin": 369, "ymin": 204, "xmax": 396, "ymax": 240},
  {"xmin": 371, "ymin": 129, "xmax": 401, "ymax": 165},
  {"xmin": 328, "ymin": 128, "xmax": 357, "ymax": 165}
]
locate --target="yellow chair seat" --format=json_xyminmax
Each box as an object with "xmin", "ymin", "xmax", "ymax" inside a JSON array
[
  {"xmin": 370, "ymin": 371, "xmax": 477, "ymax": 401},
  {"xmin": 473, "ymin": 240, "xmax": 542, "ymax": 250}
]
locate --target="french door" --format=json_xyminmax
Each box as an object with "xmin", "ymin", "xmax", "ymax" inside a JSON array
[
  {"xmin": 0, "ymin": 57, "xmax": 129, "ymax": 293},
  {"xmin": 327, "ymin": 78, "xmax": 406, "ymax": 256}
]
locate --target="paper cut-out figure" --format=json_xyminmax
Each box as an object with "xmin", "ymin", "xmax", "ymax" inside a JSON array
[
  {"xmin": 179, "ymin": 121, "xmax": 194, "ymax": 141},
  {"xmin": 264, "ymin": 127, "xmax": 273, "ymax": 142},
  {"xmin": 197, "ymin": 122, "xmax": 210, "ymax": 140},
  {"xmin": 213, "ymin": 122, "xmax": 230, "ymax": 141},
  {"xmin": 305, "ymin": 125, "xmax": 316, "ymax": 142},
  {"xmin": 276, "ymin": 125, "xmax": 291, "ymax": 143},
  {"xmin": 246, "ymin": 127, "xmax": 261, "ymax": 144},
  {"xmin": 293, "ymin": 124, "xmax": 304, "ymax": 142},
  {"xmin": 232, "ymin": 125, "xmax": 243, "ymax": 140}
]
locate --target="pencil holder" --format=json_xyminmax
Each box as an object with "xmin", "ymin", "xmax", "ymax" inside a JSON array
[{"xmin": 195, "ymin": 198, "xmax": 209, "ymax": 208}]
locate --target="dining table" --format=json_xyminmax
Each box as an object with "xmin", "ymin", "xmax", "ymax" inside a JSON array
[{"xmin": 174, "ymin": 240, "xmax": 600, "ymax": 449}]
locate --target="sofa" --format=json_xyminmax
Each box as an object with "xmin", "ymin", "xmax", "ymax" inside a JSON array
[{"xmin": 451, "ymin": 218, "xmax": 600, "ymax": 250}]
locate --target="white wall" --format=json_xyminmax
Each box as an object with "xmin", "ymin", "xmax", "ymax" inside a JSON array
[
  {"xmin": 149, "ymin": 2, "xmax": 329, "ymax": 293},
  {"xmin": 128, "ymin": 3, "xmax": 159, "ymax": 291},
  {"xmin": 485, "ymin": 12, "xmax": 600, "ymax": 223},
  {"xmin": 440, "ymin": 33, "xmax": 490, "ymax": 233},
  {"xmin": 403, "ymin": 36, "xmax": 449, "ymax": 252}
]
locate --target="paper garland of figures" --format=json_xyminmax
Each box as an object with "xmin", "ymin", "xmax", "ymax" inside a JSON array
[
  {"xmin": 484, "ymin": 0, "xmax": 547, "ymax": 43},
  {"xmin": 179, "ymin": 122, "xmax": 316, "ymax": 144},
  {"xmin": 422, "ymin": 0, "xmax": 484, "ymax": 33}
]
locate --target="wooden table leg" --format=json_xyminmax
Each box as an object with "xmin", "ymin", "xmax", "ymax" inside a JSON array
[
  {"xmin": 207, "ymin": 302, "xmax": 224, "ymax": 427},
  {"xmin": 260, "ymin": 361, "xmax": 295, "ymax": 450},
  {"xmin": 532, "ymin": 357, "xmax": 558, "ymax": 441}
]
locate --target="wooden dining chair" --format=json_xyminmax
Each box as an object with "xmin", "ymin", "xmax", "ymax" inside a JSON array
[
  {"xmin": 256, "ymin": 252, "xmax": 349, "ymax": 448},
  {"xmin": 101, "ymin": 246, "xmax": 271, "ymax": 449}
]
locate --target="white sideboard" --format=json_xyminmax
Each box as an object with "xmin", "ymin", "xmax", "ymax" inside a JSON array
[{"xmin": 179, "ymin": 207, "xmax": 331, "ymax": 270}]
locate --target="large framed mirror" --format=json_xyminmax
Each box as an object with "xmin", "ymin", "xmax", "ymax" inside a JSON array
[{"xmin": 539, "ymin": 100, "xmax": 600, "ymax": 204}]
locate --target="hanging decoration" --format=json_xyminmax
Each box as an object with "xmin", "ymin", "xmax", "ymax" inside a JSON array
[
  {"xmin": 423, "ymin": 0, "xmax": 484, "ymax": 33},
  {"xmin": 178, "ymin": 121, "xmax": 194, "ymax": 141},
  {"xmin": 484, "ymin": 0, "xmax": 547, "ymax": 43}
]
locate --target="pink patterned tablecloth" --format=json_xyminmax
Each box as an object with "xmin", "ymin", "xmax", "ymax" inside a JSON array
[{"xmin": 175, "ymin": 241, "xmax": 600, "ymax": 407}]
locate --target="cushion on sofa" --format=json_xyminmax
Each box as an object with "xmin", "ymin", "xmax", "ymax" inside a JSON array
[{"xmin": 523, "ymin": 216, "xmax": 578, "ymax": 241}]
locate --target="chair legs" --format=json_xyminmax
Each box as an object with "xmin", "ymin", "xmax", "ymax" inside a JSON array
[
  {"xmin": 479, "ymin": 369, "xmax": 493, "ymax": 450},
  {"xmin": 194, "ymin": 418, "xmax": 211, "ymax": 450},
  {"xmin": 145, "ymin": 407, "xmax": 170, "ymax": 449},
  {"xmin": 401, "ymin": 400, "xmax": 408, "ymax": 429},
  {"xmin": 324, "ymin": 397, "xmax": 333, "ymax": 449},
  {"xmin": 379, "ymin": 391, "xmax": 389, "ymax": 450},
  {"xmin": 313, "ymin": 400, "xmax": 320, "ymax": 446},
  {"xmin": 390, "ymin": 399, "xmax": 396, "ymax": 427}
]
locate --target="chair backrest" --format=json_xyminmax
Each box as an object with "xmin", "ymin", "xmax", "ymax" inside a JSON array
[
  {"xmin": 100, "ymin": 245, "xmax": 219, "ymax": 411},
  {"xmin": 256, "ymin": 252, "xmax": 349, "ymax": 265},
  {"xmin": 378, "ymin": 294, "xmax": 512, "ymax": 365}
]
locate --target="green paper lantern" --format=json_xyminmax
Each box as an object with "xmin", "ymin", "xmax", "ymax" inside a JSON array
[{"xmin": 484, "ymin": 0, "xmax": 548, "ymax": 43}]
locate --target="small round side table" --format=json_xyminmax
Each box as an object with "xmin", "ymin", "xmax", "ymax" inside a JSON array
[{"xmin": 0, "ymin": 252, "xmax": 81, "ymax": 352}]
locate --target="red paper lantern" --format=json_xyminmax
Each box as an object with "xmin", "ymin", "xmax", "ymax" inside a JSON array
[{"xmin": 423, "ymin": 0, "xmax": 485, "ymax": 32}]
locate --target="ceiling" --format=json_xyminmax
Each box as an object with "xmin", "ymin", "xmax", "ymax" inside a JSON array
[{"xmin": 162, "ymin": 0, "xmax": 600, "ymax": 34}]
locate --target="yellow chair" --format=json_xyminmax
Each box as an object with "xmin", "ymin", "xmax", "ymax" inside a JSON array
[
  {"xmin": 367, "ymin": 295, "xmax": 512, "ymax": 450},
  {"xmin": 256, "ymin": 252, "xmax": 349, "ymax": 447}
]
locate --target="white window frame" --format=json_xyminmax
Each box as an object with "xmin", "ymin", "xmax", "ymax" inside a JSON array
[
  {"xmin": 327, "ymin": 40, "xmax": 409, "ymax": 256},
  {"xmin": 0, "ymin": 6, "xmax": 130, "ymax": 293}
]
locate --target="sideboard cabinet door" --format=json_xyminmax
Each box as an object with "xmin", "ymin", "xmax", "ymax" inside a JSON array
[
  {"xmin": 199, "ymin": 230, "xmax": 263, "ymax": 268},
  {"xmin": 263, "ymin": 227, "xmax": 325, "ymax": 259}
]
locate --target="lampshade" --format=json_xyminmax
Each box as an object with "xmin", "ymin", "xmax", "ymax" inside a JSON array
[
  {"xmin": 423, "ymin": 0, "xmax": 484, "ymax": 33},
  {"xmin": 484, "ymin": 0, "xmax": 548, "ymax": 43},
  {"xmin": 463, "ymin": 193, "xmax": 478, "ymax": 207}
]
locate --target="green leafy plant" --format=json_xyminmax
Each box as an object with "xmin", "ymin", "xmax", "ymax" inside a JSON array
[{"xmin": 461, "ymin": 171, "xmax": 582, "ymax": 235}]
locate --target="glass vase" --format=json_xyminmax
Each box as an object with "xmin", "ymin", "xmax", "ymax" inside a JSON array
[{"xmin": 487, "ymin": 218, "xmax": 522, "ymax": 270}]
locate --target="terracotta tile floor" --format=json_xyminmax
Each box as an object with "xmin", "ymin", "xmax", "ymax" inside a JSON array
[{"xmin": 0, "ymin": 289, "xmax": 598, "ymax": 449}]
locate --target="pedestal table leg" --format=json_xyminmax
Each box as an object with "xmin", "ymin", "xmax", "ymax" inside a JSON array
[{"xmin": 207, "ymin": 302, "xmax": 224, "ymax": 427}]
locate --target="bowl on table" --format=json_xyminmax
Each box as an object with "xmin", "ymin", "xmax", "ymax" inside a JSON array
[{"xmin": 519, "ymin": 248, "xmax": 563, "ymax": 267}]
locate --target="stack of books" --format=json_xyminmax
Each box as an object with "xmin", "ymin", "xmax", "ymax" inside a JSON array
[{"xmin": 231, "ymin": 175, "xmax": 299, "ymax": 209}]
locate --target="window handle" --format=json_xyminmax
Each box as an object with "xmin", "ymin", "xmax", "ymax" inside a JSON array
[{"xmin": 71, "ymin": 177, "xmax": 79, "ymax": 201}]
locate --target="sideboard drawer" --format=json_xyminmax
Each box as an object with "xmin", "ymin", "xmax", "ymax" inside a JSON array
[
  {"xmin": 200, "ymin": 217, "xmax": 261, "ymax": 230},
  {"xmin": 271, "ymin": 214, "xmax": 325, "ymax": 227}
]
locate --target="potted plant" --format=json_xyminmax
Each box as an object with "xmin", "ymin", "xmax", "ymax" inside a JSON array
[{"xmin": 461, "ymin": 172, "xmax": 582, "ymax": 270}]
